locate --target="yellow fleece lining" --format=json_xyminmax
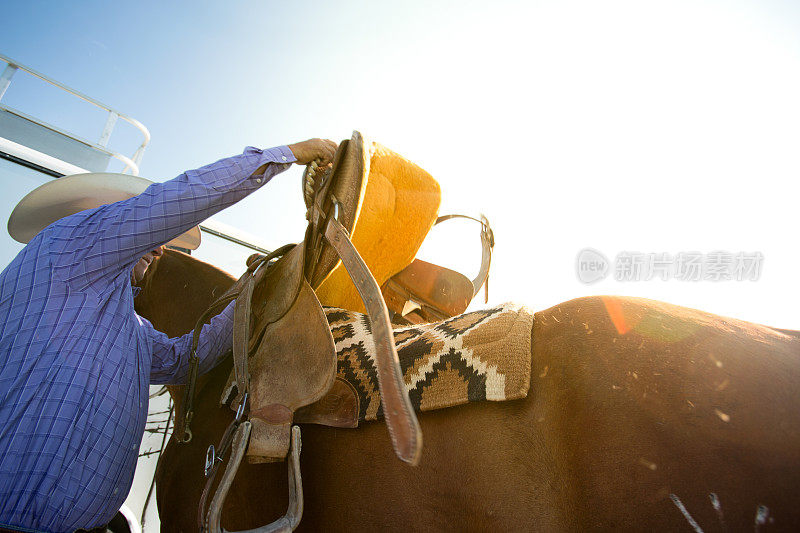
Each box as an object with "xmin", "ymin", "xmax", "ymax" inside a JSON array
[{"xmin": 315, "ymin": 142, "xmax": 440, "ymax": 312}]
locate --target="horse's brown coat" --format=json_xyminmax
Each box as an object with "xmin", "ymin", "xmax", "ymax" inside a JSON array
[{"xmin": 141, "ymin": 251, "xmax": 800, "ymax": 531}]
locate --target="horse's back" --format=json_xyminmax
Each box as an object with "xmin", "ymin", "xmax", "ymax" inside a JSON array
[
  {"xmin": 153, "ymin": 287, "xmax": 800, "ymax": 531},
  {"xmin": 530, "ymin": 295, "xmax": 800, "ymax": 530}
]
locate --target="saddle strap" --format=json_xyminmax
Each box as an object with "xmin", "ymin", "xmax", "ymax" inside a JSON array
[
  {"xmin": 198, "ymin": 417, "xmax": 241, "ymax": 529},
  {"xmin": 180, "ymin": 291, "xmax": 239, "ymax": 442},
  {"xmin": 324, "ymin": 215, "xmax": 422, "ymax": 465},
  {"xmin": 232, "ymin": 272, "xmax": 256, "ymax": 403}
]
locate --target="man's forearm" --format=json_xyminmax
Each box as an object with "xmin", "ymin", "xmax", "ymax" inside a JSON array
[
  {"xmin": 149, "ymin": 301, "xmax": 235, "ymax": 385},
  {"xmin": 104, "ymin": 145, "xmax": 297, "ymax": 261},
  {"xmin": 48, "ymin": 146, "xmax": 296, "ymax": 289}
]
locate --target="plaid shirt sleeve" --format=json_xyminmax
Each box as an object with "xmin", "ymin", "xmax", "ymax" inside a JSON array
[
  {"xmin": 0, "ymin": 145, "xmax": 301, "ymax": 531},
  {"xmin": 48, "ymin": 145, "xmax": 296, "ymax": 292},
  {"xmin": 146, "ymin": 301, "xmax": 235, "ymax": 385}
]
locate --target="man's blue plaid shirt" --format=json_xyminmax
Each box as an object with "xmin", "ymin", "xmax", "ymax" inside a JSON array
[{"xmin": 0, "ymin": 145, "xmax": 296, "ymax": 532}]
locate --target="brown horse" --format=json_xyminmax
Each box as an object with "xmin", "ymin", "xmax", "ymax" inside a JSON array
[{"xmin": 140, "ymin": 250, "xmax": 800, "ymax": 532}]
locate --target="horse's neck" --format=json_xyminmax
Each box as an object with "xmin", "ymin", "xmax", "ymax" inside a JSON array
[{"xmin": 135, "ymin": 249, "xmax": 236, "ymax": 337}]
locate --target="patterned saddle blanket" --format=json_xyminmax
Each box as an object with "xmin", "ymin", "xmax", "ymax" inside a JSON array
[
  {"xmin": 326, "ymin": 302, "xmax": 533, "ymax": 422},
  {"xmin": 222, "ymin": 302, "xmax": 533, "ymax": 427}
]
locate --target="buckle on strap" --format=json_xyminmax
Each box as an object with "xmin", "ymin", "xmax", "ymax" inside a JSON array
[
  {"xmin": 203, "ymin": 392, "xmax": 249, "ymax": 479},
  {"xmin": 204, "ymin": 445, "xmax": 218, "ymax": 478},
  {"xmin": 235, "ymin": 392, "xmax": 248, "ymax": 421}
]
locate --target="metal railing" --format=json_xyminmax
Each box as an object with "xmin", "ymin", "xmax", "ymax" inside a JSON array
[
  {"xmin": 0, "ymin": 53, "xmax": 150, "ymax": 175},
  {"xmin": 0, "ymin": 54, "xmax": 273, "ymax": 256}
]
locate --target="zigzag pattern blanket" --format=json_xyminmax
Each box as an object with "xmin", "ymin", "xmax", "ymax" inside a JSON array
[{"xmin": 325, "ymin": 302, "xmax": 533, "ymax": 422}]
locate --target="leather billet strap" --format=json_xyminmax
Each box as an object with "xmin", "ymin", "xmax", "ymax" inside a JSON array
[
  {"xmin": 324, "ymin": 213, "xmax": 422, "ymax": 466},
  {"xmin": 434, "ymin": 214, "xmax": 494, "ymax": 302},
  {"xmin": 232, "ymin": 272, "xmax": 256, "ymax": 406}
]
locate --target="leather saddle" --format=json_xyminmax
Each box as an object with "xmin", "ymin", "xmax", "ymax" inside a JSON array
[
  {"xmin": 180, "ymin": 132, "xmax": 422, "ymax": 532},
  {"xmin": 178, "ymin": 131, "xmax": 494, "ymax": 532}
]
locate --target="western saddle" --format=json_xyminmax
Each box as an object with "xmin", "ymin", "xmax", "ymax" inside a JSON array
[{"xmin": 175, "ymin": 131, "xmax": 493, "ymax": 532}]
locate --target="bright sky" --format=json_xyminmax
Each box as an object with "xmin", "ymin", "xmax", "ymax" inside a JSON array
[{"xmin": 1, "ymin": 0, "xmax": 798, "ymax": 328}]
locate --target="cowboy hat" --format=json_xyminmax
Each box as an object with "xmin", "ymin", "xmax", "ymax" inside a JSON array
[{"xmin": 7, "ymin": 172, "xmax": 201, "ymax": 250}]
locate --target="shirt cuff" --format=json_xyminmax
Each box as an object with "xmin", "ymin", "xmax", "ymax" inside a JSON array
[{"xmin": 244, "ymin": 145, "xmax": 297, "ymax": 166}]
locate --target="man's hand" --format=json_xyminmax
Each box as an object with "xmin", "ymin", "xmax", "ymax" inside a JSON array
[{"xmin": 288, "ymin": 138, "xmax": 338, "ymax": 166}]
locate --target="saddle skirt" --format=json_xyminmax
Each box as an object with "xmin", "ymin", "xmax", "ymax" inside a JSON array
[{"xmin": 222, "ymin": 302, "xmax": 533, "ymax": 427}]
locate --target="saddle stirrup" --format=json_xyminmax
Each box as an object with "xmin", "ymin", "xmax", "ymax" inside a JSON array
[
  {"xmin": 206, "ymin": 424, "xmax": 304, "ymax": 533},
  {"xmin": 434, "ymin": 213, "xmax": 494, "ymax": 301}
]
